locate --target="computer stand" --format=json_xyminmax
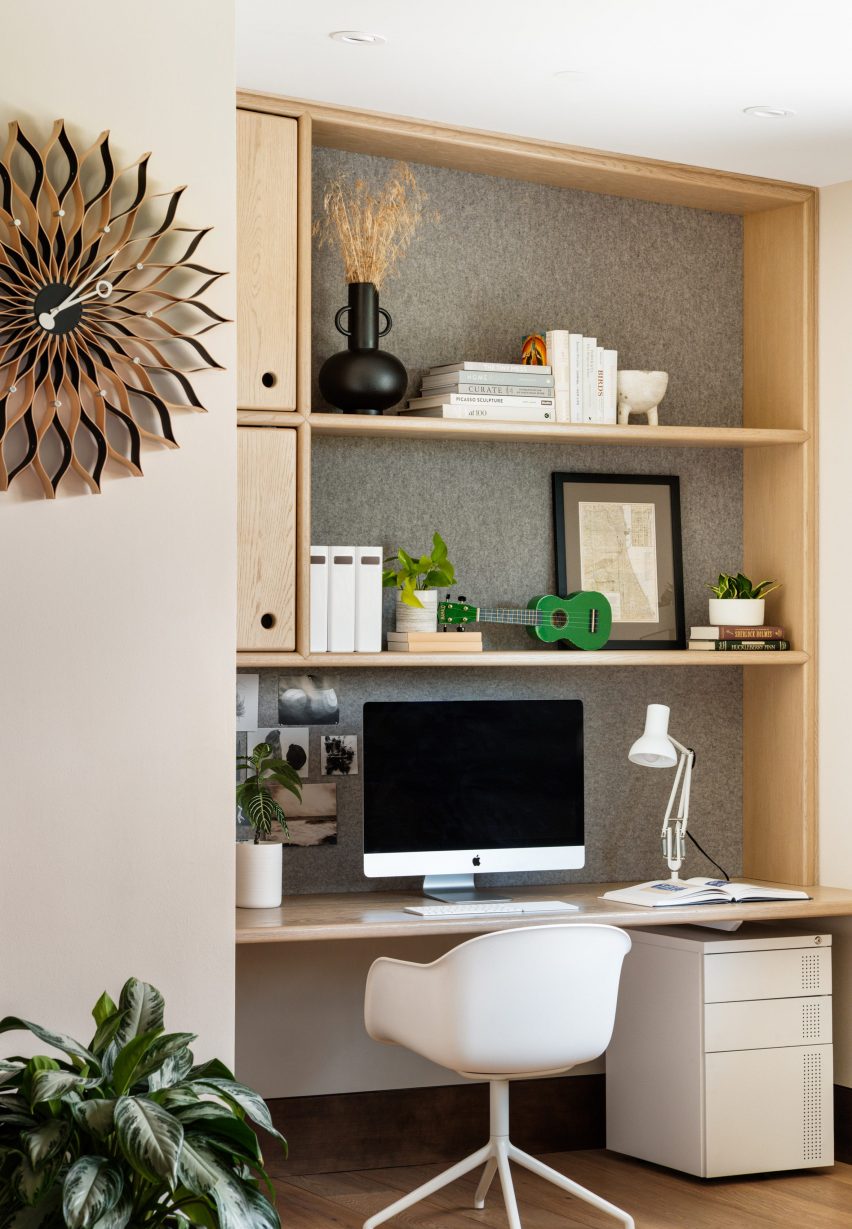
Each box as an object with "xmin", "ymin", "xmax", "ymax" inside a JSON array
[{"xmin": 422, "ymin": 875, "xmax": 511, "ymax": 904}]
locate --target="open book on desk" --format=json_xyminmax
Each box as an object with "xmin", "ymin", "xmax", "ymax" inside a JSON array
[{"xmin": 602, "ymin": 877, "xmax": 812, "ymax": 909}]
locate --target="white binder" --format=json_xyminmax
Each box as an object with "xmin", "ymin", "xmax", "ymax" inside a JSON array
[
  {"xmin": 355, "ymin": 546, "xmax": 383, "ymax": 652},
  {"xmin": 309, "ymin": 546, "xmax": 329, "ymax": 653},
  {"xmin": 328, "ymin": 546, "xmax": 356, "ymax": 652}
]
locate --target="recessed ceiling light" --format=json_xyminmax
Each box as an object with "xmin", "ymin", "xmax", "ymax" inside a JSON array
[
  {"xmin": 743, "ymin": 105, "xmax": 795, "ymax": 119},
  {"xmin": 330, "ymin": 30, "xmax": 386, "ymax": 45}
]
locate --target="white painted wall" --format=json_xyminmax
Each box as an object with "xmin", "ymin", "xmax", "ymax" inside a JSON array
[
  {"xmin": 0, "ymin": 2, "xmax": 236, "ymax": 1061},
  {"xmin": 818, "ymin": 179, "xmax": 852, "ymax": 1087}
]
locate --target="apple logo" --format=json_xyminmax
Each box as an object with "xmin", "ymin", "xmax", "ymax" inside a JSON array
[{"xmin": 472, "ymin": 855, "xmax": 481, "ymax": 867}]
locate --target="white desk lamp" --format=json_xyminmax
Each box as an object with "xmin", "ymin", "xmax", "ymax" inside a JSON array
[{"xmin": 628, "ymin": 703, "xmax": 695, "ymax": 880}]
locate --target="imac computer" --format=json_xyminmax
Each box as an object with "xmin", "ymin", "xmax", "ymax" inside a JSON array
[{"xmin": 362, "ymin": 698, "xmax": 584, "ymax": 903}]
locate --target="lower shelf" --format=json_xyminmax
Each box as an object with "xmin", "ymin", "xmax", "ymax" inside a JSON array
[{"xmin": 236, "ymin": 649, "xmax": 809, "ymax": 668}]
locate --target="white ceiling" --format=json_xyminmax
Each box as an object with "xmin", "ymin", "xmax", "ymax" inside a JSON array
[{"xmin": 236, "ymin": 0, "xmax": 852, "ymax": 188}]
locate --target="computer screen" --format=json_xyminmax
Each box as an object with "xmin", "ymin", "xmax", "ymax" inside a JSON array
[{"xmin": 362, "ymin": 699, "xmax": 584, "ymax": 881}]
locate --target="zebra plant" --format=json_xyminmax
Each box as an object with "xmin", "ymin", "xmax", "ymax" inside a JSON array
[
  {"xmin": 235, "ymin": 743, "xmax": 301, "ymax": 844},
  {"xmin": 0, "ymin": 977, "xmax": 284, "ymax": 1227}
]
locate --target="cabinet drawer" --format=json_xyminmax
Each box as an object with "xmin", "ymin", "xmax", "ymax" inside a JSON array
[
  {"xmin": 704, "ymin": 947, "xmax": 831, "ymax": 1003},
  {"xmin": 705, "ymin": 996, "xmax": 831, "ymax": 1052},
  {"xmin": 237, "ymin": 428, "xmax": 297, "ymax": 651}
]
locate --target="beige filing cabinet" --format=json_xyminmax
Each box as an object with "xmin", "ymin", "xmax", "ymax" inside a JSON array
[{"xmin": 606, "ymin": 924, "xmax": 833, "ymax": 1177}]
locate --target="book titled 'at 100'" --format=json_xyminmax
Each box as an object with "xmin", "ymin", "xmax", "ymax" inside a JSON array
[{"xmin": 688, "ymin": 639, "xmax": 790, "ymax": 651}]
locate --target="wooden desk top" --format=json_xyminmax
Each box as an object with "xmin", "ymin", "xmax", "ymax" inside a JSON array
[{"xmin": 235, "ymin": 882, "xmax": 852, "ymax": 945}]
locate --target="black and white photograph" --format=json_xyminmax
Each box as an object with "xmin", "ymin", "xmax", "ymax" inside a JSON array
[
  {"xmin": 236, "ymin": 673, "xmax": 259, "ymax": 731},
  {"xmin": 277, "ymin": 674, "xmax": 339, "ymax": 726},
  {"xmin": 321, "ymin": 734, "xmax": 358, "ymax": 777},
  {"xmin": 267, "ymin": 781, "xmax": 338, "ymax": 846},
  {"xmin": 248, "ymin": 728, "xmax": 310, "ymax": 778}
]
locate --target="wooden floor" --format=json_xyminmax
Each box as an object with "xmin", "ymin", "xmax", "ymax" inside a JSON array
[{"xmin": 272, "ymin": 1151, "xmax": 852, "ymax": 1228}]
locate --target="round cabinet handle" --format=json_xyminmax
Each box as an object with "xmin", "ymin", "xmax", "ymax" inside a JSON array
[
  {"xmin": 260, "ymin": 613, "xmax": 277, "ymax": 630},
  {"xmin": 261, "ymin": 372, "xmax": 277, "ymax": 389}
]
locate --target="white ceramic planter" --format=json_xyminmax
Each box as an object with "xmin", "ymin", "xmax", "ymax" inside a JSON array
[
  {"xmin": 708, "ymin": 597, "xmax": 765, "ymax": 627},
  {"xmin": 395, "ymin": 589, "xmax": 438, "ymax": 632},
  {"xmin": 236, "ymin": 840, "xmax": 283, "ymax": 909}
]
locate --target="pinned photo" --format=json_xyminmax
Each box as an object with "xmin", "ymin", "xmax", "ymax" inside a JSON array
[
  {"xmin": 267, "ymin": 781, "xmax": 338, "ymax": 846},
  {"xmin": 321, "ymin": 734, "xmax": 358, "ymax": 777},
  {"xmin": 236, "ymin": 674, "xmax": 259, "ymax": 731},
  {"xmin": 277, "ymin": 674, "xmax": 339, "ymax": 726},
  {"xmin": 248, "ymin": 728, "xmax": 310, "ymax": 779}
]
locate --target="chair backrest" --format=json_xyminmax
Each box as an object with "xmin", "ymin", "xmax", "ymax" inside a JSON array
[{"xmin": 365, "ymin": 923, "xmax": 632, "ymax": 1077}]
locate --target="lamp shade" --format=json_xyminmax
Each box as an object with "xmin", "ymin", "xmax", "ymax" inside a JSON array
[{"xmin": 629, "ymin": 703, "xmax": 678, "ymax": 768}]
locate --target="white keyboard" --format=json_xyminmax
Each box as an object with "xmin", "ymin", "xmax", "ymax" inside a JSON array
[{"xmin": 404, "ymin": 900, "xmax": 579, "ymax": 918}]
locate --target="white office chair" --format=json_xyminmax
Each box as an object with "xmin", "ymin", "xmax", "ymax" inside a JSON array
[{"xmin": 363, "ymin": 923, "xmax": 634, "ymax": 1229}]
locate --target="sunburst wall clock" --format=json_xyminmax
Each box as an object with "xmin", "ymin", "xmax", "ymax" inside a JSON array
[{"xmin": 0, "ymin": 120, "xmax": 226, "ymax": 498}]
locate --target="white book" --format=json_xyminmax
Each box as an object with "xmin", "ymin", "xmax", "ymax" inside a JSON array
[
  {"xmin": 602, "ymin": 349, "xmax": 618, "ymax": 425},
  {"xmin": 594, "ymin": 346, "xmax": 606, "ymax": 423},
  {"xmin": 327, "ymin": 546, "xmax": 355, "ymax": 653},
  {"xmin": 400, "ymin": 404, "xmax": 554, "ymax": 421},
  {"xmin": 420, "ymin": 381, "xmax": 555, "ymax": 397},
  {"xmin": 427, "ymin": 361, "xmax": 552, "ymax": 375},
  {"xmin": 407, "ymin": 393, "xmax": 555, "ymax": 410},
  {"xmin": 422, "ymin": 371, "xmax": 554, "ymax": 390},
  {"xmin": 582, "ymin": 337, "xmax": 597, "ymax": 423},
  {"xmin": 309, "ymin": 546, "xmax": 329, "ymax": 653},
  {"xmin": 568, "ymin": 333, "xmax": 584, "ymax": 423},
  {"xmin": 545, "ymin": 330, "xmax": 571, "ymax": 423},
  {"xmin": 354, "ymin": 546, "xmax": 383, "ymax": 653},
  {"xmin": 601, "ymin": 877, "xmax": 810, "ymax": 909}
]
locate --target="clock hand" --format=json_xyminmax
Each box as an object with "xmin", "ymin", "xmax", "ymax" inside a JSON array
[
  {"xmin": 37, "ymin": 253, "xmax": 118, "ymax": 331},
  {"xmin": 38, "ymin": 276, "xmax": 114, "ymax": 332}
]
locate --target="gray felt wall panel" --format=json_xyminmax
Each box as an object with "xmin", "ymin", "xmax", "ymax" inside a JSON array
[{"xmin": 236, "ymin": 145, "xmax": 746, "ymax": 896}]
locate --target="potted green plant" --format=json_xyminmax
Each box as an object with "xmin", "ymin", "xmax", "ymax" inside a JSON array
[
  {"xmin": 382, "ymin": 532, "xmax": 456, "ymax": 633},
  {"xmin": 235, "ymin": 742, "xmax": 301, "ymax": 909},
  {"xmin": 0, "ymin": 976, "xmax": 284, "ymax": 1227},
  {"xmin": 707, "ymin": 571, "xmax": 781, "ymax": 627}
]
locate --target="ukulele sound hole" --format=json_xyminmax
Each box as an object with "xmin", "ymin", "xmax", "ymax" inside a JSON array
[{"xmin": 551, "ymin": 609, "xmax": 567, "ymax": 629}]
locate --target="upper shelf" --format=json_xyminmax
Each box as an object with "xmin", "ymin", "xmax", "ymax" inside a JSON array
[
  {"xmin": 236, "ymin": 649, "xmax": 809, "ymax": 669},
  {"xmin": 305, "ymin": 414, "xmax": 808, "ymax": 448}
]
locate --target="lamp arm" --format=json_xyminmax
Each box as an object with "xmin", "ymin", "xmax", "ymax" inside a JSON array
[{"xmin": 661, "ymin": 745, "xmax": 695, "ymax": 877}]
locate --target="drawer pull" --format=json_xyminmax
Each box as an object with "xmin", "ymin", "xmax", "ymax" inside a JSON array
[
  {"xmin": 260, "ymin": 612, "xmax": 277, "ymax": 629},
  {"xmin": 261, "ymin": 371, "xmax": 278, "ymax": 389}
]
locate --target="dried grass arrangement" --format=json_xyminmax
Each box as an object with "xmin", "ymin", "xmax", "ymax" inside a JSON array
[{"xmin": 314, "ymin": 162, "xmax": 439, "ymax": 288}]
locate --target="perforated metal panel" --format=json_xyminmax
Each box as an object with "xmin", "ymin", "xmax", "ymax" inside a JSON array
[
  {"xmin": 803, "ymin": 1050, "xmax": 823, "ymax": 1162},
  {"xmin": 801, "ymin": 952, "xmax": 822, "ymax": 993}
]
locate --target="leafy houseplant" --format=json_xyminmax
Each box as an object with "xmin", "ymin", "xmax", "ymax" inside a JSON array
[
  {"xmin": 0, "ymin": 977, "xmax": 283, "ymax": 1228},
  {"xmin": 707, "ymin": 571, "xmax": 781, "ymax": 628},
  {"xmin": 235, "ymin": 743, "xmax": 302, "ymax": 909},
  {"xmin": 382, "ymin": 533, "xmax": 456, "ymax": 633}
]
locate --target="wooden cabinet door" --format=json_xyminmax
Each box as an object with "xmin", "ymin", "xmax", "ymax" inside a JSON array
[
  {"xmin": 238, "ymin": 428, "xmax": 296, "ymax": 650},
  {"xmin": 237, "ymin": 110, "xmax": 297, "ymax": 410}
]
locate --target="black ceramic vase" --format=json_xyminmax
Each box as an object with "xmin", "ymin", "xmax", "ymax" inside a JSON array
[{"xmin": 318, "ymin": 282, "xmax": 408, "ymax": 414}]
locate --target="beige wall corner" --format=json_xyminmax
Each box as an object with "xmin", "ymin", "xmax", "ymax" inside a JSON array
[{"xmin": 0, "ymin": 2, "xmax": 236, "ymax": 1062}]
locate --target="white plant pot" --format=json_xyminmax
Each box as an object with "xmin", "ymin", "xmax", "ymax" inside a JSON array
[
  {"xmin": 395, "ymin": 589, "xmax": 438, "ymax": 633},
  {"xmin": 236, "ymin": 840, "xmax": 283, "ymax": 909},
  {"xmin": 708, "ymin": 597, "xmax": 765, "ymax": 627}
]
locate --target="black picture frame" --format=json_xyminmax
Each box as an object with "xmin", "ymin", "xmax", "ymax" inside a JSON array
[{"xmin": 552, "ymin": 472, "xmax": 686, "ymax": 650}]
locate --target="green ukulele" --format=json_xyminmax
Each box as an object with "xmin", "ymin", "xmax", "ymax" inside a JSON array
[{"xmin": 437, "ymin": 592, "xmax": 613, "ymax": 650}]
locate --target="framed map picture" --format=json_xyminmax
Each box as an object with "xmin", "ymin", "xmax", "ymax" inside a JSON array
[{"xmin": 552, "ymin": 472, "xmax": 686, "ymax": 649}]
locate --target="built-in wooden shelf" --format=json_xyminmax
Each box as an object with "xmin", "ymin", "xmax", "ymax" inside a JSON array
[
  {"xmin": 237, "ymin": 410, "xmax": 305, "ymax": 426},
  {"xmin": 307, "ymin": 414, "xmax": 809, "ymax": 448},
  {"xmin": 237, "ymin": 648, "xmax": 808, "ymax": 669}
]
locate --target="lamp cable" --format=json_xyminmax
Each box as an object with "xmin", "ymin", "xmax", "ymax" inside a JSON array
[{"xmin": 686, "ymin": 831, "xmax": 729, "ymax": 881}]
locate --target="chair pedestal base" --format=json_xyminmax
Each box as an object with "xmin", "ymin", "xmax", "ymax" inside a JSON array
[{"xmin": 362, "ymin": 1081, "xmax": 634, "ymax": 1229}]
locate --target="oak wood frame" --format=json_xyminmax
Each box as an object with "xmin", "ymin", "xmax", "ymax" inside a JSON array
[{"xmin": 234, "ymin": 91, "xmax": 817, "ymax": 884}]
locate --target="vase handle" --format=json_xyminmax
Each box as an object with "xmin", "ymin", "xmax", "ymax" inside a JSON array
[
  {"xmin": 334, "ymin": 306, "xmax": 351, "ymax": 336},
  {"xmin": 378, "ymin": 307, "xmax": 392, "ymax": 337}
]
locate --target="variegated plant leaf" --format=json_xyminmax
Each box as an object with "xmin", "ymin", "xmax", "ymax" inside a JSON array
[
  {"xmin": 133, "ymin": 1033, "xmax": 196, "ymax": 1085},
  {"xmin": 114, "ymin": 1095, "xmax": 183, "ymax": 1185},
  {"xmin": 114, "ymin": 980, "xmax": 164, "ymax": 1049},
  {"xmin": 23, "ymin": 1119, "xmax": 70, "ymax": 1167},
  {"xmin": 14, "ymin": 1153, "xmax": 59, "ymax": 1207},
  {"xmin": 70, "ymin": 1099, "xmax": 117, "ymax": 1138},
  {"xmin": 89, "ymin": 1191, "xmax": 132, "ymax": 1229},
  {"xmin": 211, "ymin": 1173, "xmax": 280, "ymax": 1229},
  {"xmin": 91, "ymin": 993, "xmax": 118, "ymax": 1029},
  {"xmin": 62, "ymin": 1157, "xmax": 123, "ymax": 1229},
  {"xmin": 0, "ymin": 1018, "xmax": 99, "ymax": 1074},
  {"xmin": 110, "ymin": 1028, "xmax": 163, "ymax": 1096},
  {"xmin": 30, "ymin": 1070, "xmax": 101, "ymax": 1104},
  {"xmin": 194, "ymin": 1079, "xmax": 284, "ymax": 1143},
  {"xmin": 176, "ymin": 1137, "xmax": 227, "ymax": 1196},
  {"xmin": 147, "ymin": 1046, "xmax": 194, "ymax": 1093}
]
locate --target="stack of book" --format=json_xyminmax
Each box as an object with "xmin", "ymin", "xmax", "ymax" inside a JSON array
[
  {"xmin": 386, "ymin": 631, "xmax": 483, "ymax": 654},
  {"xmin": 546, "ymin": 330, "xmax": 617, "ymax": 424},
  {"xmin": 688, "ymin": 624, "xmax": 790, "ymax": 652},
  {"xmin": 399, "ymin": 362, "xmax": 556, "ymax": 423}
]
